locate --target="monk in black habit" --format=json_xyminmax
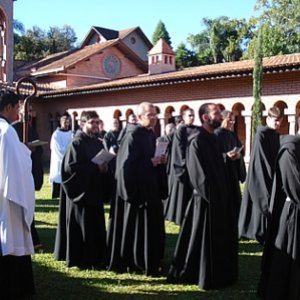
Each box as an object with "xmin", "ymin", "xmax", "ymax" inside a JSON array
[
  {"xmin": 108, "ymin": 102, "xmax": 167, "ymax": 276},
  {"xmin": 258, "ymin": 135, "xmax": 300, "ymax": 300},
  {"xmin": 168, "ymin": 103, "xmax": 238, "ymax": 290},
  {"xmin": 238, "ymin": 107, "xmax": 282, "ymax": 245},
  {"xmin": 215, "ymin": 110, "xmax": 246, "ymax": 280},
  {"xmin": 54, "ymin": 110, "xmax": 108, "ymax": 269},
  {"xmin": 215, "ymin": 110, "xmax": 246, "ymax": 226},
  {"xmin": 164, "ymin": 108, "xmax": 199, "ymax": 225}
]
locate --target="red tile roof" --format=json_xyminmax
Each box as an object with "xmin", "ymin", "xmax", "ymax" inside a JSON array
[
  {"xmin": 38, "ymin": 52, "xmax": 300, "ymax": 98},
  {"xmin": 149, "ymin": 38, "xmax": 175, "ymax": 55},
  {"xmin": 32, "ymin": 39, "xmax": 119, "ymax": 76}
]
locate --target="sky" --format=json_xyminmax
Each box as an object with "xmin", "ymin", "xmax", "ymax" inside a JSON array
[{"xmin": 14, "ymin": 0, "xmax": 259, "ymax": 49}]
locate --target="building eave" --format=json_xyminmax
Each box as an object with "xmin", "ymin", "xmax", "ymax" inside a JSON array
[{"xmin": 38, "ymin": 65, "xmax": 300, "ymax": 100}]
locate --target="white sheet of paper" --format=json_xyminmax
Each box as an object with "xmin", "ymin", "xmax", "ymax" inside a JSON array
[
  {"xmin": 91, "ymin": 149, "xmax": 116, "ymax": 165},
  {"xmin": 155, "ymin": 141, "xmax": 169, "ymax": 157}
]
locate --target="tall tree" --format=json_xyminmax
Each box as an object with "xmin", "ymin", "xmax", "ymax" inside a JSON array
[
  {"xmin": 13, "ymin": 20, "xmax": 25, "ymax": 35},
  {"xmin": 14, "ymin": 25, "xmax": 77, "ymax": 61},
  {"xmin": 187, "ymin": 17, "xmax": 251, "ymax": 65},
  {"xmin": 251, "ymin": 27, "xmax": 263, "ymax": 140},
  {"xmin": 152, "ymin": 20, "xmax": 172, "ymax": 46},
  {"xmin": 14, "ymin": 26, "xmax": 47, "ymax": 60},
  {"xmin": 175, "ymin": 42, "xmax": 198, "ymax": 69},
  {"xmin": 245, "ymin": 0, "xmax": 300, "ymax": 58},
  {"xmin": 47, "ymin": 25, "xmax": 77, "ymax": 54}
]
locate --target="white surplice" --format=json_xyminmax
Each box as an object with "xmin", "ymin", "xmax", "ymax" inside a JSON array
[
  {"xmin": 0, "ymin": 118, "xmax": 35, "ymax": 256},
  {"xmin": 49, "ymin": 129, "xmax": 72, "ymax": 184}
]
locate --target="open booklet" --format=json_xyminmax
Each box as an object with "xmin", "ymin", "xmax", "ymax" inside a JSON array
[
  {"xmin": 91, "ymin": 148, "xmax": 116, "ymax": 165},
  {"xmin": 155, "ymin": 140, "xmax": 169, "ymax": 157},
  {"xmin": 27, "ymin": 139, "xmax": 48, "ymax": 147}
]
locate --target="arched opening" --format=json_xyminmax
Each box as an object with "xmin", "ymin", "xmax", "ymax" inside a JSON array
[
  {"xmin": 296, "ymin": 101, "xmax": 300, "ymax": 132},
  {"xmin": 154, "ymin": 106, "xmax": 161, "ymax": 137},
  {"xmin": 232, "ymin": 102, "xmax": 245, "ymax": 147},
  {"xmin": 274, "ymin": 101, "xmax": 288, "ymax": 134},
  {"xmin": 72, "ymin": 111, "xmax": 78, "ymax": 132},
  {"xmin": 165, "ymin": 106, "xmax": 175, "ymax": 124},
  {"xmin": 179, "ymin": 104, "xmax": 190, "ymax": 115},
  {"xmin": 113, "ymin": 109, "xmax": 123, "ymax": 130},
  {"xmin": 125, "ymin": 109, "xmax": 134, "ymax": 121}
]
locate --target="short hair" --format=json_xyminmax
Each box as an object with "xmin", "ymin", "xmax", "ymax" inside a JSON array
[
  {"xmin": 182, "ymin": 108, "xmax": 194, "ymax": 116},
  {"xmin": 0, "ymin": 89, "xmax": 19, "ymax": 112},
  {"xmin": 80, "ymin": 110, "xmax": 99, "ymax": 122},
  {"xmin": 60, "ymin": 115, "xmax": 70, "ymax": 122},
  {"xmin": 221, "ymin": 110, "xmax": 233, "ymax": 119},
  {"xmin": 268, "ymin": 106, "xmax": 283, "ymax": 119},
  {"xmin": 199, "ymin": 102, "xmax": 214, "ymax": 123},
  {"xmin": 136, "ymin": 102, "xmax": 154, "ymax": 116}
]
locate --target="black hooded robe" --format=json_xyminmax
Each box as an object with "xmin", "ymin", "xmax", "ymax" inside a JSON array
[
  {"xmin": 53, "ymin": 130, "xmax": 107, "ymax": 268},
  {"xmin": 108, "ymin": 123, "xmax": 166, "ymax": 276},
  {"xmin": 238, "ymin": 125, "xmax": 280, "ymax": 245},
  {"xmin": 258, "ymin": 135, "xmax": 300, "ymax": 300},
  {"xmin": 164, "ymin": 124, "xmax": 199, "ymax": 225},
  {"xmin": 168, "ymin": 127, "xmax": 237, "ymax": 290}
]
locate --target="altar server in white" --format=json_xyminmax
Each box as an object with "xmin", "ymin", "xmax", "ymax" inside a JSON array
[{"xmin": 0, "ymin": 89, "xmax": 36, "ymax": 299}]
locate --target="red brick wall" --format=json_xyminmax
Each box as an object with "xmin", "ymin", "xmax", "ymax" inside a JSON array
[{"xmin": 32, "ymin": 70, "xmax": 300, "ymax": 160}]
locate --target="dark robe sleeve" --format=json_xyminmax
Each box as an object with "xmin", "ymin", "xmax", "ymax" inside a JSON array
[
  {"xmin": 29, "ymin": 126, "xmax": 44, "ymax": 191},
  {"xmin": 278, "ymin": 149, "xmax": 300, "ymax": 209},
  {"xmin": 171, "ymin": 125, "xmax": 188, "ymax": 181},
  {"xmin": 248, "ymin": 131, "xmax": 276, "ymax": 215},
  {"xmin": 186, "ymin": 138, "xmax": 209, "ymax": 203},
  {"xmin": 61, "ymin": 140, "xmax": 99, "ymax": 203},
  {"xmin": 116, "ymin": 133, "xmax": 139, "ymax": 202}
]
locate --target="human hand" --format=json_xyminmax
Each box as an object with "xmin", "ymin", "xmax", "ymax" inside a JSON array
[{"xmin": 98, "ymin": 162, "xmax": 108, "ymax": 173}]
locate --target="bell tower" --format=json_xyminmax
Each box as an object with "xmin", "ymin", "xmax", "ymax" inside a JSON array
[
  {"xmin": 148, "ymin": 38, "xmax": 176, "ymax": 75},
  {"xmin": 0, "ymin": 0, "xmax": 14, "ymax": 83}
]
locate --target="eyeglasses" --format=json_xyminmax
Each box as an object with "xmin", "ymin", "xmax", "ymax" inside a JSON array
[{"xmin": 143, "ymin": 113, "xmax": 157, "ymax": 118}]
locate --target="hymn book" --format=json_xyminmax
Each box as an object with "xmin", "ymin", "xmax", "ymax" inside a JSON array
[
  {"xmin": 91, "ymin": 149, "xmax": 116, "ymax": 165},
  {"xmin": 155, "ymin": 141, "xmax": 169, "ymax": 157}
]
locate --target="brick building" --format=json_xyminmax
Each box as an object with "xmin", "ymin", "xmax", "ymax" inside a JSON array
[
  {"xmin": 0, "ymin": 0, "xmax": 14, "ymax": 83},
  {"xmin": 27, "ymin": 51, "xmax": 300, "ymax": 163},
  {"xmin": 3, "ymin": 3, "xmax": 300, "ymax": 162}
]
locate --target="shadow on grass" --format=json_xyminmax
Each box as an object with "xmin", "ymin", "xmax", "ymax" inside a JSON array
[
  {"xmin": 35, "ymin": 199, "xmax": 59, "ymax": 213},
  {"xmin": 35, "ymin": 226, "xmax": 57, "ymax": 253},
  {"xmin": 32, "ymin": 195, "xmax": 261, "ymax": 299},
  {"xmin": 32, "ymin": 253, "xmax": 260, "ymax": 300}
]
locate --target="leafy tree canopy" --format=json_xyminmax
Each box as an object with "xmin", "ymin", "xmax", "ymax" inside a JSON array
[
  {"xmin": 14, "ymin": 23, "xmax": 77, "ymax": 61},
  {"xmin": 245, "ymin": 0, "xmax": 300, "ymax": 57}
]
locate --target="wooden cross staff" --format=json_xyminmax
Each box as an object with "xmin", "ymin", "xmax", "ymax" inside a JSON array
[{"xmin": 16, "ymin": 77, "xmax": 37, "ymax": 144}]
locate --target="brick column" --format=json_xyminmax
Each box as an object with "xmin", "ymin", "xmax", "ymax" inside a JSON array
[{"xmin": 284, "ymin": 108, "xmax": 296, "ymax": 135}]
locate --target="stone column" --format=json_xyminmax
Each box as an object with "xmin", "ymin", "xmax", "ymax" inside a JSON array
[
  {"xmin": 285, "ymin": 108, "xmax": 296, "ymax": 135},
  {"xmin": 158, "ymin": 115, "xmax": 165, "ymax": 136},
  {"xmin": 242, "ymin": 110, "xmax": 252, "ymax": 164}
]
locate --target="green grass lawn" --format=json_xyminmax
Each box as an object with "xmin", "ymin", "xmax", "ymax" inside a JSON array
[{"xmin": 33, "ymin": 177, "xmax": 261, "ymax": 300}]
